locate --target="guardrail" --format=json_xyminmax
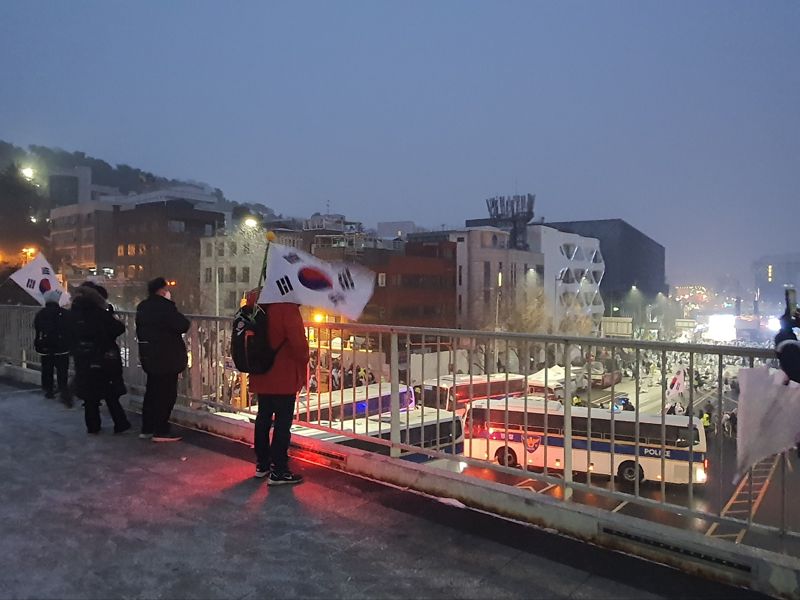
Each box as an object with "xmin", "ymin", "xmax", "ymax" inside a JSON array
[{"xmin": 2, "ymin": 304, "xmax": 798, "ymax": 595}]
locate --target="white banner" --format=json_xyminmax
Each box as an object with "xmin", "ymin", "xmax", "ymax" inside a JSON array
[
  {"xmin": 736, "ymin": 367, "xmax": 800, "ymax": 480},
  {"xmin": 257, "ymin": 243, "xmax": 375, "ymax": 320},
  {"xmin": 9, "ymin": 254, "xmax": 68, "ymax": 306}
]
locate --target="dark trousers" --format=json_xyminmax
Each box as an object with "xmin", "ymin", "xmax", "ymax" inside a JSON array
[
  {"xmin": 41, "ymin": 354, "xmax": 70, "ymax": 400},
  {"xmin": 142, "ymin": 372, "xmax": 179, "ymax": 436},
  {"xmin": 255, "ymin": 394, "xmax": 296, "ymax": 473},
  {"xmin": 85, "ymin": 393, "xmax": 131, "ymax": 433}
]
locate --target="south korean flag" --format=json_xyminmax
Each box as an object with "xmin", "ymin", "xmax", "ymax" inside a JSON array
[
  {"xmin": 9, "ymin": 253, "xmax": 69, "ymax": 306},
  {"xmin": 257, "ymin": 243, "xmax": 375, "ymax": 320}
]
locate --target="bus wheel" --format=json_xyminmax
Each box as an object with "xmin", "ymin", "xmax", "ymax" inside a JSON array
[
  {"xmin": 495, "ymin": 447, "xmax": 518, "ymax": 468},
  {"xmin": 617, "ymin": 462, "xmax": 644, "ymax": 484}
]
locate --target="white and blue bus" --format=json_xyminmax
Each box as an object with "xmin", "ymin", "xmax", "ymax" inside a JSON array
[
  {"xmin": 465, "ymin": 397, "xmax": 707, "ymax": 485},
  {"xmin": 296, "ymin": 384, "xmax": 464, "ymax": 465}
]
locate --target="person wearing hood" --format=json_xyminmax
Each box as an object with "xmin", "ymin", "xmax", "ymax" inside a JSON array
[
  {"xmin": 70, "ymin": 282, "xmax": 131, "ymax": 434},
  {"xmin": 33, "ymin": 289, "xmax": 74, "ymax": 407},
  {"xmin": 135, "ymin": 277, "xmax": 190, "ymax": 442}
]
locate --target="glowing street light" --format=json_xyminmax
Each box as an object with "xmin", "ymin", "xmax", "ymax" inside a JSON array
[
  {"xmin": 312, "ymin": 312, "xmax": 325, "ymax": 323},
  {"xmin": 21, "ymin": 247, "xmax": 36, "ymax": 264},
  {"xmin": 243, "ymin": 217, "xmax": 258, "ymax": 228},
  {"xmin": 20, "ymin": 167, "xmax": 34, "ymax": 180}
]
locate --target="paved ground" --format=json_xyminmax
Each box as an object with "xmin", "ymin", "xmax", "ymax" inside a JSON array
[{"xmin": 0, "ymin": 377, "xmax": 767, "ymax": 600}]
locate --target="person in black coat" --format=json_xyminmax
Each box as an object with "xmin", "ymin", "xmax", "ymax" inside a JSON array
[
  {"xmin": 33, "ymin": 289, "xmax": 74, "ymax": 407},
  {"xmin": 70, "ymin": 282, "xmax": 131, "ymax": 434},
  {"xmin": 135, "ymin": 277, "xmax": 190, "ymax": 442}
]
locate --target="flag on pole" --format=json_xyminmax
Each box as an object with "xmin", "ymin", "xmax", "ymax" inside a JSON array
[
  {"xmin": 9, "ymin": 254, "xmax": 69, "ymax": 306},
  {"xmin": 257, "ymin": 243, "xmax": 375, "ymax": 320},
  {"xmin": 666, "ymin": 366, "xmax": 686, "ymax": 399},
  {"xmin": 736, "ymin": 367, "xmax": 800, "ymax": 480}
]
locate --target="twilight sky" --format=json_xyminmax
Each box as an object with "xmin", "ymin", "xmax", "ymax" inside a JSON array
[{"xmin": 1, "ymin": 1, "xmax": 798, "ymax": 287}]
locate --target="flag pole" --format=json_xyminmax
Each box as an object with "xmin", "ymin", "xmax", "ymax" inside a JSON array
[{"xmin": 257, "ymin": 230, "xmax": 277, "ymax": 289}]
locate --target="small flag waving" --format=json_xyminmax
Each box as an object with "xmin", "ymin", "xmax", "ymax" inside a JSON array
[
  {"xmin": 9, "ymin": 254, "xmax": 68, "ymax": 306},
  {"xmin": 736, "ymin": 367, "xmax": 800, "ymax": 480},
  {"xmin": 257, "ymin": 243, "xmax": 375, "ymax": 320}
]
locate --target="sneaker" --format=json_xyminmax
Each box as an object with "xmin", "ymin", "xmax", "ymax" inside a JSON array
[
  {"xmin": 152, "ymin": 434, "xmax": 182, "ymax": 443},
  {"xmin": 267, "ymin": 471, "xmax": 303, "ymax": 486},
  {"xmin": 139, "ymin": 433, "xmax": 154, "ymax": 439},
  {"xmin": 254, "ymin": 465, "xmax": 270, "ymax": 479}
]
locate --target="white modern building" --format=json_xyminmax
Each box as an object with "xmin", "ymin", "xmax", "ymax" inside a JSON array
[{"xmin": 527, "ymin": 225, "xmax": 605, "ymax": 329}]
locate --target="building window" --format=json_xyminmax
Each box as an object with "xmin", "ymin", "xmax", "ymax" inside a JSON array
[
  {"xmin": 241, "ymin": 266, "xmax": 250, "ymax": 283},
  {"xmin": 217, "ymin": 267, "xmax": 224, "ymax": 283},
  {"xmin": 228, "ymin": 267, "xmax": 237, "ymax": 283},
  {"xmin": 378, "ymin": 273, "xmax": 386, "ymax": 287},
  {"xmin": 127, "ymin": 244, "xmax": 136, "ymax": 256},
  {"xmin": 138, "ymin": 243, "xmax": 147, "ymax": 255},
  {"xmin": 229, "ymin": 242, "xmax": 237, "ymax": 256},
  {"xmin": 167, "ymin": 220, "xmax": 185, "ymax": 233},
  {"xmin": 243, "ymin": 243, "xmax": 251, "ymax": 255},
  {"xmin": 483, "ymin": 261, "xmax": 490, "ymax": 288},
  {"xmin": 458, "ymin": 265, "xmax": 462, "ymax": 287},
  {"xmin": 458, "ymin": 294, "xmax": 462, "ymax": 314},
  {"xmin": 127, "ymin": 265, "xmax": 136, "ymax": 279},
  {"xmin": 226, "ymin": 291, "xmax": 237, "ymax": 309},
  {"xmin": 204, "ymin": 224, "xmax": 213, "ymax": 236},
  {"xmin": 205, "ymin": 243, "xmax": 212, "ymax": 258},
  {"xmin": 117, "ymin": 244, "xmax": 124, "ymax": 257},
  {"xmin": 204, "ymin": 268, "xmax": 212, "ymax": 283},
  {"xmin": 216, "ymin": 242, "xmax": 224, "ymax": 257}
]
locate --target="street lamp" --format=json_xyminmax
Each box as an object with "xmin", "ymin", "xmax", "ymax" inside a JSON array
[
  {"xmin": 243, "ymin": 217, "xmax": 258, "ymax": 229},
  {"xmin": 491, "ymin": 271, "xmax": 504, "ymax": 372},
  {"xmin": 20, "ymin": 167, "xmax": 34, "ymax": 181},
  {"xmin": 21, "ymin": 247, "xmax": 36, "ymax": 264}
]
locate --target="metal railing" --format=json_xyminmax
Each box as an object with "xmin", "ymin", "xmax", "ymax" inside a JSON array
[{"xmin": 2, "ymin": 305, "xmax": 797, "ymax": 560}]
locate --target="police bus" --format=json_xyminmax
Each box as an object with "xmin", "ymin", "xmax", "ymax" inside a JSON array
[
  {"xmin": 296, "ymin": 383, "xmax": 464, "ymax": 465},
  {"xmin": 465, "ymin": 397, "xmax": 707, "ymax": 485},
  {"xmin": 419, "ymin": 373, "xmax": 530, "ymax": 414}
]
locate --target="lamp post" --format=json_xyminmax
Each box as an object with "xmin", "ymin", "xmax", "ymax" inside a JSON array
[{"xmin": 494, "ymin": 271, "xmax": 503, "ymax": 372}]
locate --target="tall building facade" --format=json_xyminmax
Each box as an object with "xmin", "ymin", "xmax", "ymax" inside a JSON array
[
  {"xmin": 409, "ymin": 227, "xmax": 545, "ymax": 330},
  {"xmin": 527, "ymin": 225, "xmax": 605, "ymax": 327},
  {"xmin": 544, "ymin": 219, "xmax": 667, "ymax": 311},
  {"xmin": 112, "ymin": 200, "xmax": 224, "ymax": 312},
  {"xmin": 198, "ymin": 227, "xmax": 303, "ymax": 316}
]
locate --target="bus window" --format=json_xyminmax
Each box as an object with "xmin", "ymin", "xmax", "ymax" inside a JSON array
[{"xmin": 676, "ymin": 427, "xmax": 700, "ymax": 447}]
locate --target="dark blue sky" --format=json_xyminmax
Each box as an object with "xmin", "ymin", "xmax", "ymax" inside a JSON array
[{"xmin": 2, "ymin": 1, "xmax": 798, "ymax": 286}]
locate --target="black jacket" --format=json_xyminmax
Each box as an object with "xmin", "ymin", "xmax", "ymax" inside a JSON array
[
  {"xmin": 34, "ymin": 302, "xmax": 74, "ymax": 355},
  {"xmin": 70, "ymin": 286, "xmax": 126, "ymax": 401},
  {"xmin": 135, "ymin": 294, "xmax": 190, "ymax": 375}
]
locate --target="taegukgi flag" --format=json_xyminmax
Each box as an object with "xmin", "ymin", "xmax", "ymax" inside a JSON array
[
  {"xmin": 9, "ymin": 254, "xmax": 69, "ymax": 306},
  {"xmin": 257, "ymin": 243, "xmax": 375, "ymax": 320}
]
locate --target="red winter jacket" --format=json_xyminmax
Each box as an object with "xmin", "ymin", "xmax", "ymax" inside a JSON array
[{"xmin": 248, "ymin": 302, "xmax": 309, "ymax": 396}]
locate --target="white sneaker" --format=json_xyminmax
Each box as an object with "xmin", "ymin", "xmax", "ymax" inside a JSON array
[{"xmin": 139, "ymin": 433, "xmax": 154, "ymax": 439}]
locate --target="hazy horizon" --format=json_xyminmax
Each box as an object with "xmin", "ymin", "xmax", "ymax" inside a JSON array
[{"xmin": 2, "ymin": 1, "xmax": 798, "ymax": 288}]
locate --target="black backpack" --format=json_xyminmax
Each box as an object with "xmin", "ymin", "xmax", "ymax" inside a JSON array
[{"xmin": 231, "ymin": 304, "xmax": 283, "ymax": 374}]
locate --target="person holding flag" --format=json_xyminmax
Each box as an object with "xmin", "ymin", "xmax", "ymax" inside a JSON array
[{"xmin": 247, "ymin": 233, "xmax": 374, "ymax": 484}]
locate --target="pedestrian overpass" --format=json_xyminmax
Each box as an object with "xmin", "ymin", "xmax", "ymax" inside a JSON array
[{"xmin": 2, "ymin": 305, "xmax": 798, "ymax": 598}]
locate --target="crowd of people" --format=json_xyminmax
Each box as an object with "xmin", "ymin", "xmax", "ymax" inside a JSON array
[{"xmin": 33, "ymin": 278, "xmax": 309, "ymax": 485}]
